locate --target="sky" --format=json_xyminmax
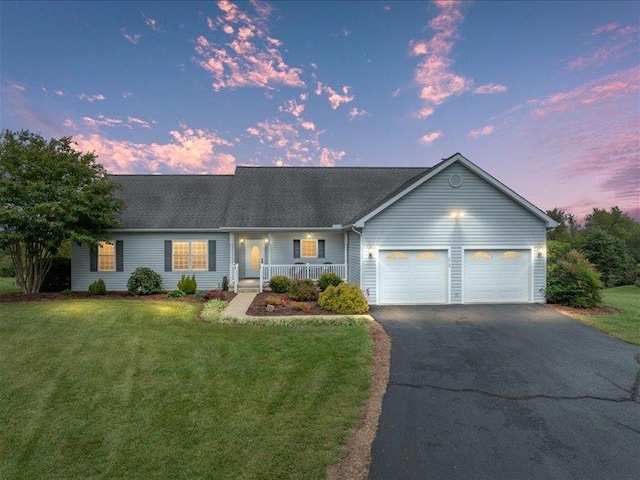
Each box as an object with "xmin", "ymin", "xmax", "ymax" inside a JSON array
[{"xmin": 1, "ymin": 0, "xmax": 639, "ymax": 221}]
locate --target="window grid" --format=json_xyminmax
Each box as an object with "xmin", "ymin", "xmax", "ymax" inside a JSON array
[
  {"xmin": 98, "ymin": 242, "xmax": 115, "ymax": 272},
  {"xmin": 173, "ymin": 241, "xmax": 207, "ymax": 271},
  {"xmin": 301, "ymin": 239, "xmax": 317, "ymax": 258}
]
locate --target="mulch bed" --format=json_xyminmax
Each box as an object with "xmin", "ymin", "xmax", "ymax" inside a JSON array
[
  {"xmin": 246, "ymin": 292, "xmax": 340, "ymax": 316},
  {"xmin": 0, "ymin": 290, "xmax": 236, "ymax": 303}
]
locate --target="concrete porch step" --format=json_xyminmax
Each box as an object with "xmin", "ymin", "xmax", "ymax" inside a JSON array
[{"xmin": 237, "ymin": 287, "xmax": 260, "ymax": 293}]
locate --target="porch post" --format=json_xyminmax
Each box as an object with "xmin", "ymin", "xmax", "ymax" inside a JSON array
[
  {"xmin": 343, "ymin": 232, "xmax": 348, "ymax": 281},
  {"xmin": 229, "ymin": 233, "xmax": 235, "ymax": 287},
  {"xmin": 259, "ymin": 261, "xmax": 263, "ymax": 293}
]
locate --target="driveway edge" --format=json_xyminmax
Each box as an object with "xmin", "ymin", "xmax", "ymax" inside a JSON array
[{"xmin": 326, "ymin": 320, "xmax": 391, "ymax": 480}]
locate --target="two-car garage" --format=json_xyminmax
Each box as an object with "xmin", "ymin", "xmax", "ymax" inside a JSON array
[{"xmin": 377, "ymin": 248, "xmax": 532, "ymax": 304}]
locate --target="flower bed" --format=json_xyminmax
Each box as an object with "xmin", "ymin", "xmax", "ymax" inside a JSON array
[{"xmin": 246, "ymin": 292, "xmax": 341, "ymax": 316}]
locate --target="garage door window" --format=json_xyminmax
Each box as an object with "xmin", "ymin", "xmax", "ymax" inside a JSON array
[
  {"xmin": 418, "ymin": 251, "xmax": 440, "ymax": 260},
  {"xmin": 501, "ymin": 251, "xmax": 521, "ymax": 259},
  {"xmin": 470, "ymin": 251, "xmax": 491, "ymax": 260},
  {"xmin": 386, "ymin": 251, "xmax": 408, "ymax": 259}
]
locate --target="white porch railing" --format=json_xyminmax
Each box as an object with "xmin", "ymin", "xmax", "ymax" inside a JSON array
[{"xmin": 259, "ymin": 264, "xmax": 347, "ymax": 293}]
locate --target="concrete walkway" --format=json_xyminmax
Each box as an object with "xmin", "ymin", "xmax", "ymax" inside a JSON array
[
  {"xmin": 222, "ymin": 292, "xmax": 258, "ymax": 319},
  {"xmin": 221, "ymin": 291, "xmax": 373, "ymax": 321}
]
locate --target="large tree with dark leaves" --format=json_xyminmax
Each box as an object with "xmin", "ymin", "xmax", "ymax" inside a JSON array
[{"xmin": 0, "ymin": 130, "xmax": 124, "ymax": 293}]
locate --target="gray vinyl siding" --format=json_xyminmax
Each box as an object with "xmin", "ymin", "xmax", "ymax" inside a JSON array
[
  {"xmin": 362, "ymin": 163, "xmax": 548, "ymax": 304},
  {"xmin": 347, "ymin": 230, "xmax": 361, "ymax": 285},
  {"xmin": 72, "ymin": 232, "xmax": 230, "ymax": 291},
  {"xmin": 268, "ymin": 231, "xmax": 345, "ymax": 265}
]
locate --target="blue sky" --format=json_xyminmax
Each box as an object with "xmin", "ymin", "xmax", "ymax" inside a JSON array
[{"xmin": 1, "ymin": 0, "xmax": 638, "ymax": 220}]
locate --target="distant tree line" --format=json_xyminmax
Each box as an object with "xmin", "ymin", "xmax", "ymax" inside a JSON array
[{"xmin": 546, "ymin": 206, "xmax": 639, "ymax": 307}]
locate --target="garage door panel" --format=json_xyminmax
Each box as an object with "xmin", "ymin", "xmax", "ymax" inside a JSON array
[
  {"xmin": 379, "ymin": 250, "xmax": 447, "ymax": 304},
  {"xmin": 464, "ymin": 249, "xmax": 530, "ymax": 303}
]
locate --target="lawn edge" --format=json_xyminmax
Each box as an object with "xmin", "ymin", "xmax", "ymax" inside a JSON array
[{"xmin": 325, "ymin": 320, "xmax": 391, "ymax": 480}]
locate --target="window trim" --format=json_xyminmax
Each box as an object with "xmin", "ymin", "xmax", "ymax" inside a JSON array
[
  {"xmin": 300, "ymin": 239, "xmax": 318, "ymax": 258},
  {"xmin": 172, "ymin": 240, "xmax": 208, "ymax": 271},
  {"xmin": 98, "ymin": 241, "xmax": 116, "ymax": 272}
]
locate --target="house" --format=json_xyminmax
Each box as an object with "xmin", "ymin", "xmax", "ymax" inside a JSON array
[{"xmin": 71, "ymin": 153, "xmax": 558, "ymax": 304}]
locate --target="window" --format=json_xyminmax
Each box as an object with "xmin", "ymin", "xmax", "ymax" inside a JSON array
[
  {"xmin": 301, "ymin": 239, "xmax": 317, "ymax": 258},
  {"xmin": 173, "ymin": 241, "xmax": 208, "ymax": 271},
  {"xmin": 98, "ymin": 242, "xmax": 115, "ymax": 271}
]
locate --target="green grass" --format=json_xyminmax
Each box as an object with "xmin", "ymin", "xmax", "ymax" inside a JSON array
[
  {"xmin": 0, "ymin": 277, "xmax": 21, "ymax": 295},
  {"xmin": 0, "ymin": 299, "xmax": 373, "ymax": 479},
  {"xmin": 572, "ymin": 285, "xmax": 640, "ymax": 345}
]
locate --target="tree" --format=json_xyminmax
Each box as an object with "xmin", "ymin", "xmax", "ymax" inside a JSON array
[
  {"xmin": 584, "ymin": 207, "xmax": 640, "ymax": 262},
  {"xmin": 546, "ymin": 208, "xmax": 579, "ymax": 243},
  {"xmin": 0, "ymin": 130, "xmax": 124, "ymax": 293},
  {"xmin": 579, "ymin": 229, "xmax": 635, "ymax": 287}
]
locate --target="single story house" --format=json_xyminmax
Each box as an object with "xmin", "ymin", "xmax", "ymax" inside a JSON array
[{"xmin": 72, "ymin": 153, "xmax": 558, "ymax": 304}]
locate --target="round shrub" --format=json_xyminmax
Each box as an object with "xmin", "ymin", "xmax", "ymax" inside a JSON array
[
  {"xmin": 127, "ymin": 267, "xmax": 163, "ymax": 295},
  {"xmin": 177, "ymin": 274, "xmax": 197, "ymax": 294},
  {"xmin": 166, "ymin": 289, "xmax": 186, "ymax": 298},
  {"xmin": 203, "ymin": 289, "xmax": 226, "ymax": 300},
  {"xmin": 287, "ymin": 278, "xmax": 319, "ymax": 301},
  {"xmin": 546, "ymin": 250, "xmax": 602, "ymax": 308},
  {"xmin": 317, "ymin": 272, "xmax": 343, "ymax": 291},
  {"xmin": 318, "ymin": 283, "xmax": 369, "ymax": 314},
  {"xmin": 269, "ymin": 275, "xmax": 292, "ymax": 293},
  {"xmin": 88, "ymin": 278, "xmax": 107, "ymax": 295}
]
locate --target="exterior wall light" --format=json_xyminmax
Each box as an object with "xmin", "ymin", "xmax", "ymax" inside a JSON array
[
  {"xmin": 240, "ymin": 238, "xmax": 244, "ymax": 245},
  {"xmin": 537, "ymin": 246, "xmax": 546, "ymax": 258},
  {"xmin": 368, "ymin": 247, "xmax": 374, "ymax": 259},
  {"xmin": 264, "ymin": 238, "xmax": 269, "ymax": 244},
  {"xmin": 451, "ymin": 211, "xmax": 465, "ymax": 221}
]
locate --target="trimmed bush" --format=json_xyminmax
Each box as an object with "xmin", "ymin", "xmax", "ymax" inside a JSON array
[
  {"xmin": 167, "ymin": 289, "xmax": 186, "ymax": 298},
  {"xmin": 203, "ymin": 289, "xmax": 226, "ymax": 300},
  {"xmin": 88, "ymin": 279, "xmax": 107, "ymax": 295},
  {"xmin": 546, "ymin": 250, "xmax": 602, "ymax": 308},
  {"xmin": 287, "ymin": 279, "xmax": 319, "ymax": 301},
  {"xmin": 290, "ymin": 301, "xmax": 312, "ymax": 314},
  {"xmin": 127, "ymin": 267, "xmax": 163, "ymax": 295},
  {"xmin": 40, "ymin": 257, "xmax": 71, "ymax": 292},
  {"xmin": 318, "ymin": 283, "xmax": 369, "ymax": 314},
  {"xmin": 265, "ymin": 295, "xmax": 284, "ymax": 306},
  {"xmin": 269, "ymin": 275, "xmax": 292, "ymax": 293},
  {"xmin": 221, "ymin": 276, "xmax": 229, "ymax": 292},
  {"xmin": 177, "ymin": 274, "xmax": 197, "ymax": 294},
  {"xmin": 317, "ymin": 272, "xmax": 342, "ymax": 291}
]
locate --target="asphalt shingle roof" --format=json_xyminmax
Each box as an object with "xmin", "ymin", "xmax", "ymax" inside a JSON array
[{"xmin": 110, "ymin": 167, "xmax": 430, "ymax": 229}]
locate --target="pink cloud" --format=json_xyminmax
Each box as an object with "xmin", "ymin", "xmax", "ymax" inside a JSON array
[
  {"xmin": 73, "ymin": 125, "xmax": 236, "ymax": 174},
  {"xmin": 474, "ymin": 83, "xmax": 507, "ymax": 95},
  {"xmin": 127, "ymin": 116, "xmax": 153, "ymax": 129},
  {"xmin": 568, "ymin": 23, "xmax": 638, "ymax": 70},
  {"xmin": 83, "ymin": 115, "xmax": 123, "ymax": 128},
  {"xmin": 533, "ymin": 67, "xmax": 639, "ymax": 118},
  {"xmin": 10, "ymin": 83, "xmax": 26, "ymax": 92},
  {"xmin": 468, "ymin": 125, "xmax": 495, "ymax": 138},
  {"xmin": 279, "ymin": 98, "xmax": 305, "ymax": 117},
  {"xmin": 315, "ymin": 82, "xmax": 354, "ymax": 109},
  {"xmin": 412, "ymin": 107, "xmax": 434, "ymax": 119},
  {"xmin": 418, "ymin": 131, "xmax": 442, "ymax": 145},
  {"xmin": 121, "ymin": 28, "xmax": 142, "ymax": 44},
  {"xmin": 300, "ymin": 121, "xmax": 315, "ymax": 131},
  {"xmin": 319, "ymin": 148, "xmax": 345, "ymax": 167},
  {"xmin": 144, "ymin": 16, "xmax": 161, "ymax": 32},
  {"xmin": 194, "ymin": 1, "xmax": 304, "ymax": 91},
  {"xmin": 54, "ymin": 90, "xmax": 64, "ymax": 96},
  {"xmin": 348, "ymin": 107, "xmax": 369, "ymax": 120}
]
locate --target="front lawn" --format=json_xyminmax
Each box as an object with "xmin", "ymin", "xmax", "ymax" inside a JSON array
[
  {"xmin": 568, "ymin": 285, "xmax": 640, "ymax": 345},
  {"xmin": 0, "ymin": 299, "xmax": 372, "ymax": 479}
]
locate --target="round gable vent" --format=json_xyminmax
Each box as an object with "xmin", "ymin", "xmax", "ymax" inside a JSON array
[{"xmin": 449, "ymin": 174, "xmax": 463, "ymax": 188}]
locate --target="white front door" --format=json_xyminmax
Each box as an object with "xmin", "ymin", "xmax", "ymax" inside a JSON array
[{"xmin": 245, "ymin": 240, "xmax": 264, "ymax": 278}]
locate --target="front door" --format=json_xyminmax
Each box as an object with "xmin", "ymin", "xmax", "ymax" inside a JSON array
[{"xmin": 245, "ymin": 240, "xmax": 264, "ymax": 278}]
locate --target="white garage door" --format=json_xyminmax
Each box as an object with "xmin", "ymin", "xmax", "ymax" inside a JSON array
[
  {"xmin": 464, "ymin": 249, "xmax": 531, "ymax": 303},
  {"xmin": 379, "ymin": 250, "xmax": 448, "ymax": 304}
]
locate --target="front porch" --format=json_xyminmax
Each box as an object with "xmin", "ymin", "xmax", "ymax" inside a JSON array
[{"xmin": 230, "ymin": 263, "xmax": 347, "ymax": 293}]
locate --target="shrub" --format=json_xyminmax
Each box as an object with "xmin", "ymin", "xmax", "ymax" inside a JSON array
[
  {"xmin": 40, "ymin": 257, "xmax": 71, "ymax": 292},
  {"xmin": 546, "ymin": 250, "xmax": 602, "ymax": 308},
  {"xmin": 88, "ymin": 279, "xmax": 107, "ymax": 295},
  {"xmin": 287, "ymin": 278, "xmax": 319, "ymax": 301},
  {"xmin": 265, "ymin": 295, "xmax": 284, "ymax": 306},
  {"xmin": 203, "ymin": 289, "xmax": 226, "ymax": 300},
  {"xmin": 269, "ymin": 275, "xmax": 291, "ymax": 293},
  {"xmin": 221, "ymin": 276, "xmax": 229, "ymax": 292},
  {"xmin": 290, "ymin": 301, "xmax": 312, "ymax": 314},
  {"xmin": 167, "ymin": 289, "xmax": 186, "ymax": 298},
  {"xmin": 61, "ymin": 288, "xmax": 72, "ymax": 295},
  {"xmin": 194, "ymin": 290, "xmax": 206, "ymax": 299},
  {"xmin": 177, "ymin": 274, "xmax": 197, "ymax": 294},
  {"xmin": 318, "ymin": 283, "xmax": 369, "ymax": 314},
  {"xmin": 317, "ymin": 272, "xmax": 343, "ymax": 291},
  {"xmin": 579, "ymin": 229, "xmax": 635, "ymax": 287},
  {"xmin": 0, "ymin": 252, "xmax": 15, "ymax": 277},
  {"xmin": 127, "ymin": 267, "xmax": 163, "ymax": 295}
]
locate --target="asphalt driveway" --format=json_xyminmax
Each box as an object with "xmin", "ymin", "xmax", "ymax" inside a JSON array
[{"xmin": 369, "ymin": 304, "xmax": 640, "ymax": 480}]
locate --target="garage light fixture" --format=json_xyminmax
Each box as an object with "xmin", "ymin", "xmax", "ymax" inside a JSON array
[
  {"xmin": 240, "ymin": 238, "xmax": 245, "ymax": 244},
  {"xmin": 368, "ymin": 247, "xmax": 374, "ymax": 259},
  {"xmin": 537, "ymin": 246, "xmax": 546, "ymax": 258},
  {"xmin": 451, "ymin": 211, "xmax": 465, "ymax": 221}
]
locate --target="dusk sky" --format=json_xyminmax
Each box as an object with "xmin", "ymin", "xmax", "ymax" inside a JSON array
[{"xmin": 1, "ymin": 1, "xmax": 638, "ymax": 220}]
